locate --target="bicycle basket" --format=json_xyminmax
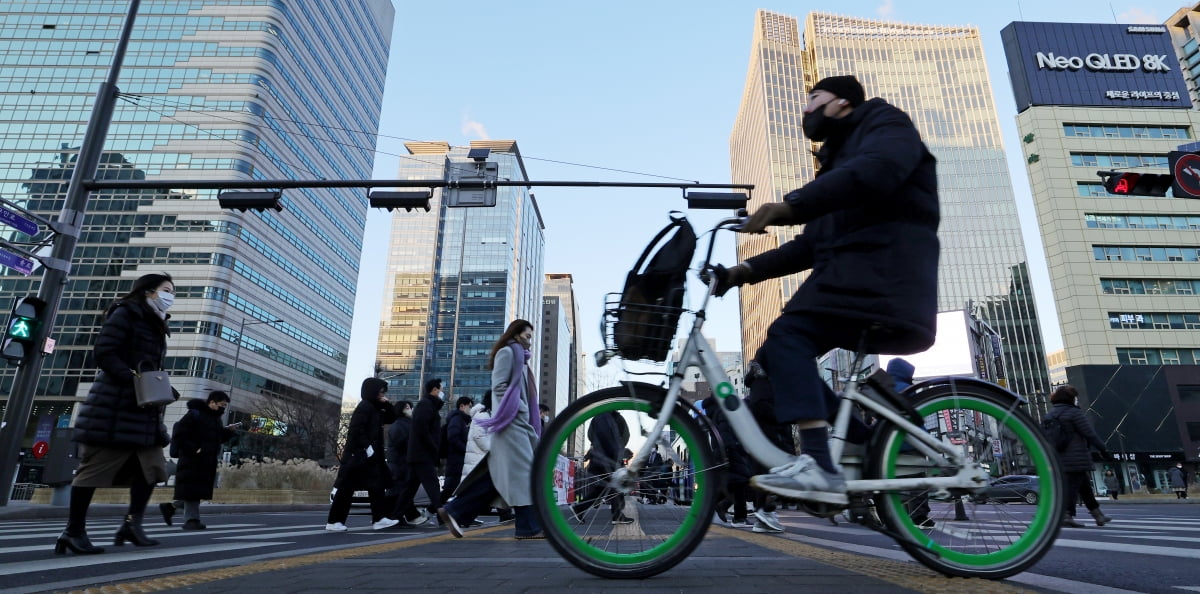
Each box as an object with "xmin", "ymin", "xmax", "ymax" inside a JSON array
[{"xmin": 602, "ymin": 214, "xmax": 695, "ymax": 362}]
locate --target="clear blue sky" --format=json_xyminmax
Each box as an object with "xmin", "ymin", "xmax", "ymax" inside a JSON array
[{"xmin": 343, "ymin": 0, "xmax": 1178, "ymax": 404}]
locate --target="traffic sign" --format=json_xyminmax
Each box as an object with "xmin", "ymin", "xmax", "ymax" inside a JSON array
[
  {"xmin": 0, "ymin": 206, "xmax": 38, "ymax": 236},
  {"xmin": 0, "ymin": 250, "xmax": 33, "ymax": 276},
  {"xmin": 1171, "ymin": 151, "xmax": 1200, "ymax": 198},
  {"xmin": 31, "ymin": 440, "xmax": 48, "ymax": 459}
]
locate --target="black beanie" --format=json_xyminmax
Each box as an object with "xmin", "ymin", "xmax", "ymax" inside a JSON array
[
  {"xmin": 810, "ymin": 75, "xmax": 865, "ymax": 107},
  {"xmin": 361, "ymin": 377, "xmax": 388, "ymax": 401}
]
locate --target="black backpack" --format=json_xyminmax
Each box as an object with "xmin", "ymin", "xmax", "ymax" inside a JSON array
[
  {"xmin": 1040, "ymin": 411, "xmax": 1072, "ymax": 452},
  {"xmin": 612, "ymin": 213, "xmax": 696, "ymax": 362}
]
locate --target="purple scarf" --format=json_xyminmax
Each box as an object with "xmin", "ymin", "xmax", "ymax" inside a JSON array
[{"xmin": 477, "ymin": 341, "xmax": 541, "ymax": 436}]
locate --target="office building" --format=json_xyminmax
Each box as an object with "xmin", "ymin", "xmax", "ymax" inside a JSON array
[
  {"xmin": 540, "ymin": 295, "xmax": 572, "ymax": 416},
  {"xmin": 543, "ymin": 273, "xmax": 583, "ymax": 410},
  {"xmin": 376, "ymin": 140, "xmax": 545, "ymax": 404},
  {"xmin": 1003, "ymin": 19, "xmax": 1200, "ymax": 481},
  {"xmin": 0, "ymin": 0, "xmax": 394, "ymax": 474},
  {"xmin": 730, "ymin": 10, "xmax": 1051, "ymax": 404}
]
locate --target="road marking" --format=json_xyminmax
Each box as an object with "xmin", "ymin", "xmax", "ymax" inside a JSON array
[
  {"xmin": 1054, "ymin": 538, "xmax": 1200, "ymax": 559},
  {"xmin": 0, "ymin": 542, "xmax": 288, "ymax": 575}
]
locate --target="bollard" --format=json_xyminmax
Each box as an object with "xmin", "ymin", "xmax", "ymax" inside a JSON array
[{"xmin": 50, "ymin": 484, "xmax": 71, "ymax": 506}]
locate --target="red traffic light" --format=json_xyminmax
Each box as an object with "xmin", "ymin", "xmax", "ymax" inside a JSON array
[{"xmin": 1098, "ymin": 171, "xmax": 1171, "ymax": 197}]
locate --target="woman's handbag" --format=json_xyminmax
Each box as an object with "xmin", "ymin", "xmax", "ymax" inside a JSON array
[{"xmin": 132, "ymin": 361, "xmax": 174, "ymax": 408}]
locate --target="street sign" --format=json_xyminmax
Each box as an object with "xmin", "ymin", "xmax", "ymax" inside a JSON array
[
  {"xmin": 0, "ymin": 206, "xmax": 38, "ymax": 236},
  {"xmin": 1170, "ymin": 151, "xmax": 1200, "ymax": 198},
  {"xmin": 0, "ymin": 250, "xmax": 33, "ymax": 275}
]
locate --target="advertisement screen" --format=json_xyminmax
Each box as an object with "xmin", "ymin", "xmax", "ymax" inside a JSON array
[{"xmin": 1001, "ymin": 22, "xmax": 1192, "ymax": 111}]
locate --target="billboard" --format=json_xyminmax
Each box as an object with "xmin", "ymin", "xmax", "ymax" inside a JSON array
[
  {"xmin": 1001, "ymin": 22, "xmax": 1192, "ymax": 111},
  {"xmin": 879, "ymin": 311, "xmax": 975, "ymax": 380}
]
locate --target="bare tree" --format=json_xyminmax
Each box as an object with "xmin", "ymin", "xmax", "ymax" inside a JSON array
[{"xmin": 245, "ymin": 391, "xmax": 341, "ymax": 465}]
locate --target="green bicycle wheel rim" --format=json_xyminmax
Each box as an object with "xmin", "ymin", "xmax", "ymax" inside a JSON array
[
  {"xmin": 880, "ymin": 396, "xmax": 1057, "ymax": 567},
  {"xmin": 540, "ymin": 399, "xmax": 708, "ymax": 566}
]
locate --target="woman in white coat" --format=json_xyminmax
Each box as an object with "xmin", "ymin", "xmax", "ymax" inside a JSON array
[
  {"xmin": 462, "ymin": 392, "xmax": 491, "ymax": 479},
  {"xmin": 439, "ymin": 319, "xmax": 542, "ymax": 539}
]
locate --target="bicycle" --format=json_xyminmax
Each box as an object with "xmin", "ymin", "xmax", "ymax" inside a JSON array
[{"xmin": 532, "ymin": 213, "xmax": 1065, "ymax": 579}]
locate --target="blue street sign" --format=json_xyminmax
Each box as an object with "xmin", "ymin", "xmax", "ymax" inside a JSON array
[
  {"xmin": 0, "ymin": 206, "xmax": 38, "ymax": 237},
  {"xmin": 0, "ymin": 249, "xmax": 34, "ymax": 276}
]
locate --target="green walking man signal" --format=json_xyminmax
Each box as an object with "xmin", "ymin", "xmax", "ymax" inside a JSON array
[{"xmin": 2, "ymin": 296, "xmax": 46, "ymax": 363}]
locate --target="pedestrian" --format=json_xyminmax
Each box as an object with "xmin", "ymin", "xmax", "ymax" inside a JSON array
[
  {"xmin": 1103, "ymin": 470, "xmax": 1120, "ymax": 501},
  {"xmin": 702, "ymin": 395, "xmax": 752, "ymax": 528},
  {"xmin": 386, "ymin": 400, "xmax": 428, "ymax": 526},
  {"xmin": 56, "ymin": 273, "xmax": 178, "ymax": 555},
  {"xmin": 1046, "ymin": 385, "xmax": 1112, "ymax": 527},
  {"xmin": 744, "ymin": 361, "xmax": 790, "ymax": 533},
  {"xmin": 460, "ymin": 390, "xmax": 513, "ymax": 523},
  {"xmin": 395, "ymin": 378, "xmax": 446, "ymax": 523},
  {"xmin": 439, "ymin": 396, "xmax": 474, "ymax": 503},
  {"xmin": 1168, "ymin": 463, "xmax": 1187, "ymax": 499},
  {"xmin": 539, "ymin": 402, "xmax": 552, "ymax": 426},
  {"xmin": 885, "ymin": 357, "xmax": 933, "ymax": 528},
  {"xmin": 159, "ymin": 390, "xmax": 238, "ymax": 530},
  {"xmin": 326, "ymin": 377, "xmax": 399, "ymax": 532},
  {"xmin": 571, "ymin": 410, "xmax": 634, "ymax": 526},
  {"xmin": 439, "ymin": 319, "xmax": 543, "ymax": 539},
  {"xmin": 712, "ymin": 74, "xmax": 939, "ymax": 505}
]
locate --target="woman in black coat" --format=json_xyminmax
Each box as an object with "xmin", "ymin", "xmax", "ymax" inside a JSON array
[
  {"xmin": 326, "ymin": 377, "xmax": 398, "ymax": 531},
  {"xmin": 160, "ymin": 391, "xmax": 236, "ymax": 530},
  {"xmin": 56, "ymin": 273, "xmax": 178, "ymax": 555},
  {"xmin": 1047, "ymin": 385, "xmax": 1112, "ymax": 527}
]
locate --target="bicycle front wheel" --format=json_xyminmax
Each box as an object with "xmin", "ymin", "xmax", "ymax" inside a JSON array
[
  {"xmin": 868, "ymin": 380, "xmax": 1065, "ymax": 579},
  {"xmin": 532, "ymin": 384, "xmax": 721, "ymax": 579}
]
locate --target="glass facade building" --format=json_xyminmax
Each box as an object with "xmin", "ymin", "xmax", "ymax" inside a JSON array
[
  {"xmin": 731, "ymin": 11, "xmax": 1051, "ymax": 406},
  {"xmin": 0, "ymin": 0, "xmax": 393, "ymax": 468},
  {"xmin": 376, "ymin": 140, "xmax": 545, "ymax": 405}
]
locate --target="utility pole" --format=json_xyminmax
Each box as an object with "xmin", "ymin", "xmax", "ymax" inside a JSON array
[{"xmin": 0, "ymin": 0, "xmax": 140, "ymax": 505}]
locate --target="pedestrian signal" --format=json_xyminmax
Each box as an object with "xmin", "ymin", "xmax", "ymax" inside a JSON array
[
  {"xmin": 2, "ymin": 296, "xmax": 45, "ymax": 363},
  {"xmin": 1098, "ymin": 171, "xmax": 1171, "ymax": 196}
]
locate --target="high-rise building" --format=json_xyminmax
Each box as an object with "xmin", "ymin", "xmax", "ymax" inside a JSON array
[
  {"xmin": 543, "ymin": 273, "xmax": 583, "ymax": 408},
  {"xmin": 0, "ymin": 0, "xmax": 393, "ymax": 470},
  {"xmin": 540, "ymin": 295, "xmax": 572, "ymax": 416},
  {"xmin": 730, "ymin": 10, "xmax": 1051, "ymax": 404},
  {"xmin": 376, "ymin": 140, "xmax": 545, "ymax": 404},
  {"xmin": 1002, "ymin": 20, "xmax": 1200, "ymax": 477}
]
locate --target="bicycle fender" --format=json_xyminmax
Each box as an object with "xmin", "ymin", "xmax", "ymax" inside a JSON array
[
  {"xmin": 618, "ymin": 380, "xmax": 728, "ymax": 470},
  {"xmin": 906, "ymin": 376, "xmax": 1029, "ymax": 406}
]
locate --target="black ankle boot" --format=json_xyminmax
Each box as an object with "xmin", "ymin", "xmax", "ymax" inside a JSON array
[
  {"xmin": 55, "ymin": 530, "xmax": 105, "ymax": 555},
  {"xmin": 159, "ymin": 502, "xmax": 176, "ymax": 526},
  {"xmin": 114, "ymin": 514, "xmax": 160, "ymax": 546}
]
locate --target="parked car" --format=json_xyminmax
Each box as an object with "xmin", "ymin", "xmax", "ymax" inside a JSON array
[{"xmin": 972, "ymin": 475, "xmax": 1041, "ymax": 504}]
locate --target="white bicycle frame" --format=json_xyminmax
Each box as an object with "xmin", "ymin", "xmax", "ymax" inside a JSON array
[{"xmin": 623, "ymin": 266, "xmax": 990, "ymax": 498}]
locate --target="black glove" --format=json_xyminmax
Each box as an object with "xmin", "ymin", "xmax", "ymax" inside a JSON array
[{"xmin": 710, "ymin": 263, "xmax": 751, "ymax": 297}]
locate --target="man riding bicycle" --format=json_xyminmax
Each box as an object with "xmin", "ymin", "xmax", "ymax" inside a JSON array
[{"xmin": 714, "ymin": 75, "xmax": 940, "ymax": 505}]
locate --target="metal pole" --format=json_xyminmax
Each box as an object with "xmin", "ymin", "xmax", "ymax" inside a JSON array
[
  {"xmin": 229, "ymin": 317, "xmax": 247, "ymax": 393},
  {"xmin": 0, "ymin": 0, "xmax": 140, "ymax": 506},
  {"xmin": 446, "ymin": 209, "xmax": 469, "ymax": 403}
]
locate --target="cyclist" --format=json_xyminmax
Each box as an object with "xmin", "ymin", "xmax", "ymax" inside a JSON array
[{"xmin": 714, "ymin": 75, "xmax": 940, "ymax": 505}]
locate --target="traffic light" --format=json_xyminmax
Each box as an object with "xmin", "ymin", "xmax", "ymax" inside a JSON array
[
  {"xmin": 217, "ymin": 191, "xmax": 283, "ymax": 212},
  {"xmin": 368, "ymin": 191, "xmax": 432, "ymax": 212},
  {"xmin": 2, "ymin": 296, "xmax": 45, "ymax": 363},
  {"xmin": 685, "ymin": 191, "xmax": 749, "ymax": 210},
  {"xmin": 1098, "ymin": 171, "xmax": 1171, "ymax": 196}
]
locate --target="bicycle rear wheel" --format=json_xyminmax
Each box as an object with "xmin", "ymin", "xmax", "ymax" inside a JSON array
[
  {"xmin": 533, "ymin": 384, "xmax": 721, "ymax": 579},
  {"xmin": 868, "ymin": 380, "xmax": 1064, "ymax": 579}
]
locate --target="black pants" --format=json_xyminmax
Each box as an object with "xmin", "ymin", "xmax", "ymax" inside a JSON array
[
  {"xmin": 1063, "ymin": 471, "xmax": 1099, "ymax": 517},
  {"xmin": 327, "ymin": 486, "xmax": 388, "ymax": 524},
  {"xmin": 388, "ymin": 463, "xmax": 422, "ymax": 522},
  {"xmin": 440, "ymin": 456, "xmax": 464, "ymax": 503},
  {"xmin": 573, "ymin": 465, "xmax": 625, "ymax": 521},
  {"xmin": 397, "ymin": 460, "xmax": 441, "ymax": 516}
]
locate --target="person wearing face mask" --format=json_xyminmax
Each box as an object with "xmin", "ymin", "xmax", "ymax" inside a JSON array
[
  {"xmin": 160, "ymin": 390, "xmax": 238, "ymax": 530},
  {"xmin": 386, "ymin": 400, "xmax": 429, "ymax": 526},
  {"xmin": 711, "ymin": 75, "xmax": 940, "ymax": 505},
  {"xmin": 56, "ymin": 273, "xmax": 179, "ymax": 555},
  {"xmin": 439, "ymin": 319, "xmax": 543, "ymax": 539},
  {"xmin": 395, "ymin": 378, "xmax": 446, "ymax": 525},
  {"xmin": 326, "ymin": 377, "xmax": 399, "ymax": 531}
]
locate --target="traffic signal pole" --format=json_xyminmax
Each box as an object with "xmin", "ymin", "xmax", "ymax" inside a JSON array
[{"xmin": 0, "ymin": 0, "xmax": 140, "ymax": 505}]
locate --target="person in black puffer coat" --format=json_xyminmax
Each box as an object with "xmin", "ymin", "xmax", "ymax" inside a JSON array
[
  {"xmin": 1047, "ymin": 385, "xmax": 1112, "ymax": 528},
  {"xmin": 386, "ymin": 400, "xmax": 427, "ymax": 526},
  {"xmin": 160, "ymin": 391, "xmax": 237, "ymax": 530},
  {"xmin": 703, "ymin": 395, "xmax": 753, "ymax": 527},
  {"xmin": 327, "ymin": 377, "xmax": 398, "ymax": 531},
  {"xmin": 56, "ymin": 273, "xmax": 178, "ymax": 556}
]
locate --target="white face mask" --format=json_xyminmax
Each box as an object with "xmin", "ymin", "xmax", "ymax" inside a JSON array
[{"xmin": 154, "ymin": 291, "xmax": 175, "ymax": 310}]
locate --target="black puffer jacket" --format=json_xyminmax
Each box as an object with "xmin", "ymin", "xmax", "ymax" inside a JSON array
[
  {"xmin": 744, "ymin": 98, "xmax": 940, "ymax": 355},
  {"xmin": 73, "ymin": 301, "xmax": 172, "ymax": 448},
  {"xmin": 1048, "ymin": 403, "xmax": 1107, "ymax": 472},
  {"xmin": 172, "ymin": 398, "xmax": 235, "ymax": 500},
  {"xmin": 335, "ymin": 379, "xmax": 397, "ymax": 491},
  {"xmin": 407, "ymin": 392, "xmax": 445, "ymax": 464}
]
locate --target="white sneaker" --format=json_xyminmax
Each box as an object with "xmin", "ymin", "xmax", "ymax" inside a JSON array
[
  {"xmin": 372, "ymin": 518, "xmax": 400, "ymax": 530},
  {"xmin": 712, "ymin": 512, "xmax": 729, "ymax": 527},
  {"xmin": 752, "ymin": 519, "xmax": 784, "ymax": 533},
  {"xmin": 409, "ymin": 512, "xmax": 430, "ymax": 527},
  {"xmin": 751, "ymin": 454, "xmax": 848, "ymax": 505},
  {"xmin": 754, "ymin": 509, "xmax": 785, "ymax": 532},
  {"xmin": 325, "ymin": 522, "xmax": 348, "ymax": 532}
]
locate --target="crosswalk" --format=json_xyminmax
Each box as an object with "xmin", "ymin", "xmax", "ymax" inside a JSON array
[{"xmin": 0, "ymin": 513, "xmax": 430, "ymax": 592}]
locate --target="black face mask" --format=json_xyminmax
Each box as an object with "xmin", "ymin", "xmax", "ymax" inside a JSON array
[{"xmin": 802, "ymin": 107, "xmax": 831, "ymax": 141}]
